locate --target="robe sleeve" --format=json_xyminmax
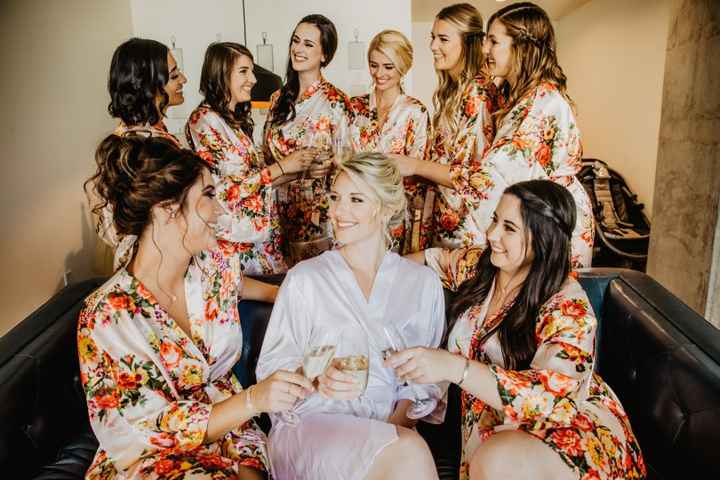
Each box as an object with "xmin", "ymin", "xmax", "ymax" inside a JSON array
[
  {"xmin": 77, "ymin": 307, "xmax": 211, "ymax": 471},
  {"xmin": 489, "ymin": 280, "xmax": 595, "ymax": 429},
  {"xmin": 255, "ymin": 270, "xmax": 308, "ymax": 381},
  {"xmin": 465, "ymin": 88, "xmax": 581, "ymax": 237},
  {"xmin": 396, "ymin": 271, "xmax": 448, "ymax": 423},
  {"xmin": 405, "ymin": 105, "xmax": 431, "ymax": 160},
  {"xmin": 424, "ymin": 246, "xmax": 484, "ymax": 291},
  {"xmin": 186, "ymin": 108, "xmax": 273, "ymax": 244}
]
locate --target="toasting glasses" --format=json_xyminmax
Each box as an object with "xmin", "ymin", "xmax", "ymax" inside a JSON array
[
  {"xmin": 382, "ymin": 324, "xmax": 438, "ymax": 420},
  {"xmin": 279, "ymin": 325, "xmax": 338, "ymax": 426}
]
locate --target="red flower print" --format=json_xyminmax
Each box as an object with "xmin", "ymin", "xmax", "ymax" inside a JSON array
[
  {"xmin": 560, "ymin": 299, "xmax": 587, "ymax": 319},
  {"xmin": 150, "ymin": 432, "xmax": 177, "ymax": 448},
  {"xmin": 465, "ymin": 96, "xmax": 481, "ymax": 118},
  {"xmin": 439, "ymin": 212, "xmax": 460, "ymax": 232},
  {"xmin": 471, "ymin": 399, "xmax": 485, "ymax": 414},
  {"xmin": 537, "ymin": 143, "xmax": 552, "ymax": 168},
  {"xmin": 205, "ymin": 299, "xmax": 219, "ymax": 321},
  {"xmin": 160, "ymin": 341, "xmax": 183, "ymax": 369},
  {"xmin": 539, "ymin": 371, "xmax": 576, "ymax": 396},
  {"xmin": 95, "ymin": 390, "xmax": 120, "ymax": 409},
  {"xmin": 117, "ymin": 372, "xmax": 142, "ymax": 390},
  {"xmin": 242, "ymin": 195, "xmax": 264, "ymax": 214},
  {"xmin": 197, "ymin": 150, "xmax": 215, "ymax": 167},
  {"xmin": 581, "ymin": 230, "xmax": 593, "ymax": 244},
  {"xmin": 154, "ymin": 458, "xmax": 176, "ymax": 476},
  {"xmin": 550, "ymin": 429, "xmax": 583, "ymax": 457},
  {"xmin": 573, "ymin": 413, "xmax": 594, "ymax": 432},
  {"xmin": 225, "ymin": 184, "xmax": 240, "ymax": 203},
  {"xmin": 198, "ymin": 454, "xmax": 231, "ymax": 470},
  {"xmin": 581, "ymin": 469, "xmax": 601, "ymax": 480},
  {"xmin": 107, "ymin": 292, "xmax": 132, "ymax": 311}
]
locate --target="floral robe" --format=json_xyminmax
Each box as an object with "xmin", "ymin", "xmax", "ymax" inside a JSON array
[
  {"xmin": 95, "ymin": 122, "xmax": 182, "ymax": 271},
  {"xmin": 263, "ymin": 78, "xmax": 352, "ymax": 265},
  {"xmin": 425, "ymin": 247, "xmax": 646, "ymax": 480},
  {"xmin": 185, "ymin": 104, "xmax": 287, "ymax": 275},
  {"xmin": 77, "ymin": 250, "xmax": 269, "ymax": 479},
  {"xmin": 350, "ymin": 92, "xmax": 433, "ymax": 254},
  {"xmin": 469, "ymin": 83, "xmax": 594, "ymax": 268},
  {"xmin": 428, "ymin": 75, "xmax": 497, "ymax": 249}
]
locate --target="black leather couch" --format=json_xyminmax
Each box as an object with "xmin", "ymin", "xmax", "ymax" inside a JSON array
[{"xmin": 1, "ymin": 269, "xmax": 719, "ymax": 479}]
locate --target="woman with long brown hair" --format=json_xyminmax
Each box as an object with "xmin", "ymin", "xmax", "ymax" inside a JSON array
[
  {"xmin": 391, "ymin": 3, "xmax": 498, "ymax": 249},
  {"xmin": 472, "ymin": 2, "xmax": 594, "ymax": 267},
  {"xmin": 186, "ymin": 42, "xmax": 311, "ymax": 274},
  {"xmin": 388, "ymin": 180, "xmax": 645, "ymax": 479},
  {"xmin": 263, "ymin": 14, "xmax": 352, "ymax": 265}
]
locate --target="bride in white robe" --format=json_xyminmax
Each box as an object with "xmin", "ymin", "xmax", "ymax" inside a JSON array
[{"xmin": 256, "ymin": 152, "xmax": 444, "ymax": 480}]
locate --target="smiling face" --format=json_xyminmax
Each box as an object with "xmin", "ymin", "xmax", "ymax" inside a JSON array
[
  {"xmin": 486, "ymin": 193, "xmax": 534, "ymax": 274},
  {"xmin": 164, "ymin": 51, "xmax": 187, "ymax": 108},
  {"xmin": 328, "ymin": 171, "xmax": 384, "ymax": 248},
  {"xmin": 430, "ymin": 19, "xmax": 464, "ymax": 77},
  {"xmin": 290, "ymin": 22, "xmax": 324, "ymax": 73},
  {"xmin": 483, "ymin": 20, "xmax": 513, "ymax": 83},
  {"xmin": 229, "ymin": 54, "xmax": 256, "ymax": 110},
  {"xmin": 176, "ymin": 168, "xmax": 221, "ymax": 255},
  {"xmin": 369, "ymin": 49, "xmax": 402, "ymax": 93}
]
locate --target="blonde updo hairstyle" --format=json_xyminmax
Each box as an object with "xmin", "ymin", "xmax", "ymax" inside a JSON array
[
  {"xmin": 368, "ymin": 30, "xmax": 414, "ymax": 88},
  {"xmin": 334, "ymin": 152, "xmax": 407, "ymax": 249},
  {"xmin": 433, "ymin": 3, "xmax": 485, "ymax": 135},
  {"xmin": 488, "ymin": 2, "xmax": 571, "ymax": 119}
]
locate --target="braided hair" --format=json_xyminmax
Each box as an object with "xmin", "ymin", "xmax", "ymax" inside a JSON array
[
  {"xmin": 487, "ymin": 2, "xmax": 571, "ymax": 120},
  {"xmin": 448, "ymin": 180, "xmax": 576, "ymax": 369}
]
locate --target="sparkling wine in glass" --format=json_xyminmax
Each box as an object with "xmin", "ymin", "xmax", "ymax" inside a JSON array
[
  {"xmin": 382, "ymin": 324, "xmax": 438, "ymax": 420},
  {"xmin": 333, "ymin": 326, "xmax": 370, "ymax": 398}
]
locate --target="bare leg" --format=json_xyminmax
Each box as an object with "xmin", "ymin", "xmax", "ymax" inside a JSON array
[
  {"xmin": 237, "ymin": 466, "xmax": 266, "ymax": 480},
  {"xmin": 366, "ymin": 426, "xmax": 438, "ymax": 480},
  {"xmin": 469, "ymin": 430, "xmax": 576, "ymax": 480}
]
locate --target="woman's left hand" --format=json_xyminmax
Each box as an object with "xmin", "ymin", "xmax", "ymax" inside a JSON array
[
  {"xmin": 388, "ymin": 154, "xmax": 417, "ymax": 177},
  {"xmin": 384, "ymin": 347, "xmax": 460, "ymax": 384}
]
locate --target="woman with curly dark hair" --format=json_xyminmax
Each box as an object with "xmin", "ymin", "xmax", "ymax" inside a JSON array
[
  {"xmin": 263, "ymin": 14, "xmax": 352, "ymax": 265},
  {"xmin": 80, "ymin": 135, "xmax": 311, "ymax": 479},
  {"xmin": 96, "ymin": 38, "xmax": 187, "ymax": 270},
  {"xmin": 185, "ymin": 43, "xmax": 312, "ymax": 275}
]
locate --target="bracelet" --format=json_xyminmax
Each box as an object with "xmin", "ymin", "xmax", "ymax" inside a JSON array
[
  {"xmin": 244, "ymin": 385, "xmax": 256, "ymax": 414},
  {"xmin": 456, "ymin": 357, "xmax": 470, "ymax": 386},
  {"xmin": 277, "ymin": 160, "xmax": 286, "ymax": 176}
]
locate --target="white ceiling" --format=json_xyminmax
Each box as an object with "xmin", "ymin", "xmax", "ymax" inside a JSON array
[{"xmin": 412, "ymin": 0, "xmax": 592, "ymax": 22}]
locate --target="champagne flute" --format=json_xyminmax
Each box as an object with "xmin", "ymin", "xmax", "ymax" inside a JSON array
[
  {"xmin": 280, "ymin": 325, "xmax": 337, "ymax": 426},
  {"xmin": 332, "ymin": 326, "xmax": 370, "ymax": 398},
  {"xmin": 382, "ymin": 324, "xmax": 438, "ymax": 420}
]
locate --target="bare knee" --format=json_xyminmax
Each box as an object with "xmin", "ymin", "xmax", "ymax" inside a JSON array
[{"xmin": 367, "ymin": 426, "xmax": 437, "ymax": 480}]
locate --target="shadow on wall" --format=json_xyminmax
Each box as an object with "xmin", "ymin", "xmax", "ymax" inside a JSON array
[{"xmin": 58, "ymin": 203, "xmax": 112, "ymax": 292}]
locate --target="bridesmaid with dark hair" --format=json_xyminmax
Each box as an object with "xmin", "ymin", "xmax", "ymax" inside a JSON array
[
  {"xmin": 186, "ymin": 42, "xmax": 312, "ymax": 275},
  {"xmin": 263, "ymin": 14, "xmax": 353, "ymax": 265},
  {"xmin": 95, "ymin": 37, "xmax": 188, "ymax": 270}
]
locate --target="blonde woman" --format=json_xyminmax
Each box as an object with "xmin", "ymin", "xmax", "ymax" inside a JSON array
[
  {"xmin": 263, "ymin": 14, "xmax": 352, "ymax": 266},
  {"xmin": 257, "ymin": 152, "xmax": 445, "ymax": 480},
  {"xmin": 474, "ymin": 2, "xmax": 594, "ymax": 267},
  {"xmin": 392, "ymin": 3, "xmax": 498, "ymax": 249},
  {"xmin": 350, "ymin": 30, "xmax": 433, "ymax": 254}
]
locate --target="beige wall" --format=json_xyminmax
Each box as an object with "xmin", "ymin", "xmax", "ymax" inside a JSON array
[
  {"xmin": 556, "ymin": 0, "xmax": 672, "ymax": 218},
  {"xmin": 0, "ymin": 0, "xmax": 133, "ymax": 336}
]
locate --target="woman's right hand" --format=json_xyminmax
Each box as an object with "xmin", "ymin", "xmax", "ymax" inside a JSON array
[
  {"xmin": 281, "ymin": 149, "xmax": 315, "ymax": 174},
  {"xmin": 317, "ymin": 364, "xmax": 363, "ymax": 400},
  {"xmin": 252, "ymin": 370, "xmax": 314, "ymax": 413}
]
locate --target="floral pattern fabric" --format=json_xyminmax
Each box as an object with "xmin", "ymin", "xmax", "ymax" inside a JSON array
[
  {"xmin": 95, "ymin": 122, "xmax": 182, "ymax": 271},
  {"xmin": 468, "ymin": 83, "xmax": 594, "ymax": 268},
  {"xmin": 263, "ymin": 78, "xmax": 352, "ymax": 265},
  {"xmin": 428, "ymin": 75, "xmax": 499, "ymax": 249},
  {"xmin": 185, "ymin": 104, "xmax": 287, "ymax": 275},
  {"xmin": 350, "ymin": 92, "xmax": 434, "ymax": 253},
  {"xmin": 425, "ymin": 247, "xmax": 646, "ymax": 480},
  {"xmin": 77, "ymin": 250, "xmax": 270, "ymax": 479}
]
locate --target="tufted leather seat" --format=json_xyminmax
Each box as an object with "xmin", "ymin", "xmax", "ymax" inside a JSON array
[{"xmin": 1, "ymin": 269, "xmax": 719, "ymax": 479}]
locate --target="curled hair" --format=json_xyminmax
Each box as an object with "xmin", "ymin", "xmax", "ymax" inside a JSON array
[
  {"xmin": 270, "ymin": 14, "xmax": 338, "ymax": 126},
  {"xmin": 448, "ymin": 180, "xmax": 576, "ymax": 369},
  {"xmin": 108, "ymin": 38, "xmax": 169, "ymax": 126},
  {"xmin": 334, "ymin": 152, "xmax": 407, "ymax": 248},
  {"xmin": 368, "ymin": 30, "xmax": 414, "ymax": 82},
  {"xmin": 433, "ymin": 3, "xmax": 486, "ymax": 135},
  {"xmin": 488, "ymin": 2, "xmax": 571, "ymax": 118},
  {"xmin": 85, "ymin": 135, "xmax": 205, "ymax": 238},
  {"xmin": 199, "ymin": 42, "xmax": 255, "ymax": 138}
]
